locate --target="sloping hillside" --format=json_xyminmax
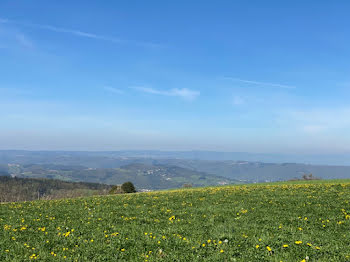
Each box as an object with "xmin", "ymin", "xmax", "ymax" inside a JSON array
[
  {"xmin": 2, "ymin": 163, "xmax": 235, "ymax": 190},
  {"xmin": 1, "ymin": 180, "xmax": 350, "ymax": 261}
]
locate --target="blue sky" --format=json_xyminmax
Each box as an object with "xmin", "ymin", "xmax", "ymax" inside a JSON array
[{"xmin": 0, "ymin": 1, "xmax": 350, "ymax": 153}]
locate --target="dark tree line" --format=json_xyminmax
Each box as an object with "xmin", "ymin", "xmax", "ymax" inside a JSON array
[{"xmin": 0, "ymin": 176, "xmax": 112, "ymax": 202}]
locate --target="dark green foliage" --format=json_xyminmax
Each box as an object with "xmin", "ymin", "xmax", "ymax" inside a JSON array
[
  {"xmin": 0, "ymin": 176, "xmax": 111, "ymax": 202},
  {"xmin": 121, "ymin": 181, "xmax": 136, "ymax": 193},
  {"xmin": 109, "ymin": 185, "xmax": 123, "ymax": 194}
]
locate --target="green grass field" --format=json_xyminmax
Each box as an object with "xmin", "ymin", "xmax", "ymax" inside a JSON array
[{"xmin": 1, "ymin": 180, "xmax": 350, "ymax": 261}]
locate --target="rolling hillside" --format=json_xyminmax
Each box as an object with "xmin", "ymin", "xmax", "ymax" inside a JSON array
[
  {"xmin": 1, "ymin": 163, "xmax": 235, "ymax": 190},
  {"xmin": 2, "ymin": 151, "xmax": 350, "ymax": 185},
  {"xmin": 1, "ymin": 180, "xmax": 350, "ymax": 261}
]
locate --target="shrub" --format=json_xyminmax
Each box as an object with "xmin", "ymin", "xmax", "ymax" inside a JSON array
[
  {"xmin": 302, "ymin": 173, "xmax": 321, "ymax": 180},
  {"xmin": 109, "ymin": 185, "xmax": 123, "ymax": 194},
  {"xmin": 121, "ymin": 182, "xmax": 136, "ymax": 193}
]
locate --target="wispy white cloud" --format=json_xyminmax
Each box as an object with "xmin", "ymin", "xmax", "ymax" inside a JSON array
[
  {"xmin": 0, "ymin": 21, "xmax": 34, "ymax": 49},
  {"xmin": 278, "ymin": 107, "xmax": 350, "ymax": 134},
  {"xmin": 302, "ymin": 125, "xmax": 325, "ymax": 134},
  {"xmin": 131, "ymin": 86, "xmax": 200, "ymax": 101},
  {"xmin": 0, "ymin": 17, "xmax": 161, "ymax": 48},
  {"xmin": 223, "ymin": 77, "xmax": 296, "ymax": 89},
  {"xmin": 33, "ymin": 24, "xmax": 123, "ymax": 43},
  {"xmin": 169, "ymin": 88, "xmax": 200, "ymax": 100},
  {"xmin": 103, "ymin": 86, "xmax": 124, "ymax": 94}
]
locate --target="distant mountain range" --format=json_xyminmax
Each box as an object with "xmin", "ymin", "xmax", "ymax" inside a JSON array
[{"xmin": 1, "ymin": 150, "xmax": 350, "ymax": 189}]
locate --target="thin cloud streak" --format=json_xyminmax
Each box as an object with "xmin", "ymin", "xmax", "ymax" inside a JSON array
[
  {"xmin": 223, "ymin": 77, "xmax": 296, "ymax": 89},
  {"xmin": 0, "ymin": 17, "xmax": 162, "ymax": 48},
  {"xmin": 130, "ymin": 86, "xmax": 200, "ymax": 101},
  {"xmin": 0, "ymin": 21, "xmax": 34, "ymax": 49},
  {"xmin": 34, "ymin": 24, "xmax": 123, "ymax": 43},
  {"xmin": 275, "ymin": 107, "xmax": 350, "ymax": 136},
  {"xmin": 103, "ymin": 86, "xmax": 124, "ymax": 94}
]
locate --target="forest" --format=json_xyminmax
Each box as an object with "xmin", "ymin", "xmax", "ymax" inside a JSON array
[{"xmin": 0, "ymin": 176, "xmax": 111, "ymax": 203}]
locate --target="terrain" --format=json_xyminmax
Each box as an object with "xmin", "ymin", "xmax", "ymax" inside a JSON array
[
  {"xmin": 0, "ymin": 163, "xmax": 233, "ymax": 190},
  {"xmin": 1, "ymin": 151, "xmax": 350, "ymax": 188},
  {"xmin": 1, "ymin": 180, "xmax": 350, "ymax": 261}
]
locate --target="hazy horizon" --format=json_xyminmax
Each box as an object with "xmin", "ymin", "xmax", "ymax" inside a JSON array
[{"xmin": 1, "ymin": 149, "xmax": 350, "ymax": 166}]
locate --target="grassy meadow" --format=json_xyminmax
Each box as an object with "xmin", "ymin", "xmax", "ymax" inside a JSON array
[{"xmin": 1, "ymin": 180, "xmax": 350, "ymax": 261}]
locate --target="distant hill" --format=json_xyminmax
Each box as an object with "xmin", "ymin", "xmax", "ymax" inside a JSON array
[
  {"xmin": 1, "ymin": 162, "xmax": 235, "ymax": 190},
  {"xmin": 0, "ymin": 164, "xmax": 9, "ymax": 176},
  {"xmin": 152, "ymin": 159, "xmax": 350, "ymax": 182},
  {"xmin": 1, "ymin": 150, "xmax": 350, "ymax": 185}
]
